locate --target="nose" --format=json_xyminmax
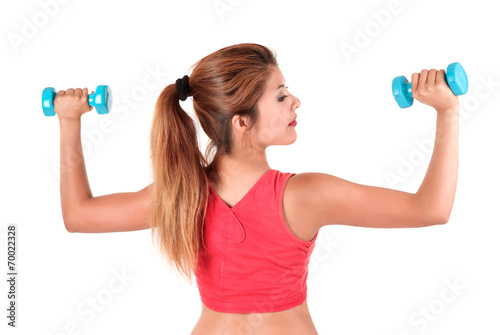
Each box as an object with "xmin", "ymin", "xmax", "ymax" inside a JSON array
[{"xmin": 293, "ymin": 95, "xmax": 301, "ymax": 110}]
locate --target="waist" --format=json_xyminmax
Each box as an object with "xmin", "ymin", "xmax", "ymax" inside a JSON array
[{"xmin": 190, "ymin": 300, "xmax": 318, "ymax": 335}]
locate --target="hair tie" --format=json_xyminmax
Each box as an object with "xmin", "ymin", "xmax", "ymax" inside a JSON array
[{"xmin": 176, "ymin": 75, "xmax": 190, "ymax": 101}]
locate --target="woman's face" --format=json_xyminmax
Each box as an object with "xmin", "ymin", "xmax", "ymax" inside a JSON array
[{"xmin": 251, "ymin": 66, "xmax": 301, "ymax": 148}]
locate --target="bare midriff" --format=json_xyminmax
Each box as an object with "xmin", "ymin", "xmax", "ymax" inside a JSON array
[{"xmin": 190, "ymin": 299, "xmax": 318, "ymax": 335}]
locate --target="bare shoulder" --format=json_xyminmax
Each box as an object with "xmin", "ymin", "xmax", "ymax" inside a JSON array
[
  {"xmin": 284, "ymin": 171, "xmax": 444, "ymax": 231},
  {"xmin": 283, "ymin": 173, "xmax": 335, "ymax": 236},
  {"xmin": 282, "ymin": 173, "xmax": 325, "ymax": 242}
]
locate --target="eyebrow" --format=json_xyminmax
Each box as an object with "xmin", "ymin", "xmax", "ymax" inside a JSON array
[{"xmin": 276, "ymin": 83, "xmax": 286, "ymax": 91}]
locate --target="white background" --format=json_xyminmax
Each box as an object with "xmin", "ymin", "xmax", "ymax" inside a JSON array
[{"xmin": 1, "ymin": 0, "xmax": 499, "ymax": 334}]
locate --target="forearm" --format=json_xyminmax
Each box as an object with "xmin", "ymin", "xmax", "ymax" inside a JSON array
[
  {"xmin": 416, "ymin": 108, "xmax": 459, "ymax": 222},
  {"xmin": 59, "ymin": 117, "xmax": 93, "ymax": 226}
]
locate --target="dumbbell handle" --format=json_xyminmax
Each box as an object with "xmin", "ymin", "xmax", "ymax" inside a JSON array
[
  {"xmin": 87, "ymin": 91, "xmax": 104, "ymax": 106},
  {"xmin": 41, "ymin": 90, "xmax": 97, "ymax": 107},
  {"xmin": 399, "ymin": 76, "xmax": 454, "ymax": 98}
]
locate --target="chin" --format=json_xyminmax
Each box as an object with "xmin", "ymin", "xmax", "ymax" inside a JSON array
[{"xmin": 283, "ymin": 134, "xmax": 297, "ymax": 145}]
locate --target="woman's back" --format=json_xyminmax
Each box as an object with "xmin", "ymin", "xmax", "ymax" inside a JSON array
[
  {"xmin": 206, "ymin": 167, "xmax": 319, "ymax": 242},
  {"xmin": 191, "ymin": 166, "xmax": 320, "ymax": 335},
  {"xmin": 191, "ymin": 299, "xmax": 317, "ymax": 335}
]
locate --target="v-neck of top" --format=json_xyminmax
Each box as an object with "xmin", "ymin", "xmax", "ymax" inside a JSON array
[{"xmin": 208, "ymin": 169, "xmax": 274, "ymax": 210}]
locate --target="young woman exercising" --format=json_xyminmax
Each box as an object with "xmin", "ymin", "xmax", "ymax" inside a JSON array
[{"xmin": 55, "ymin": 43, "xmax": 459, "ymax": 335}]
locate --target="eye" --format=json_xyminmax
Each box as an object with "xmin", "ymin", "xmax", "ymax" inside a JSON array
[{"xmin": 278, "ymin": 86, "xmax": 289, "ymax": 102}]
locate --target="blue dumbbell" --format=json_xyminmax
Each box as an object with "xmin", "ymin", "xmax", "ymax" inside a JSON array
[
  {"xmin": 41, "ymin": 85, "xmax": 113, "ymax": 116},
  {"xmin": 392, "ymin": 62, "xmax": 468, "ymax": 108}
]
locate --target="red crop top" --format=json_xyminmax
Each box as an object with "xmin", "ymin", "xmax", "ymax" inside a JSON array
[{"xmin": 194, "ymin": 169, "xmax": 319, "ymax": 313}]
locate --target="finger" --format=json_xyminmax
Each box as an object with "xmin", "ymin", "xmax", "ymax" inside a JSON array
[
  {"xmin": 436, "ymin": 69, "xmax": 446, "ymax": 85},
  {"xmin": 427, "ymin": 69, "xmax": 438, "ymax": 85},
  {"xmin": 418, "ymin": 69, "xmax": 429, "ymax": 90},
  {"xmin": 66, "ymin": 88, "xmax": 75, "ymax": 95},
  {"xmin": 56, "ymin": 90, "xmax": 66, "ymax": 96},
  {"xmin": 411, "ymin": 73, "xmax": 420, "ymax": 93},
  {"xmin": 82, "ymin": 88, "xmax": 92, "ymax": 111},
  {"xmin": 75, "ymin": 88, "xmax": 83, "ymax": 96}
]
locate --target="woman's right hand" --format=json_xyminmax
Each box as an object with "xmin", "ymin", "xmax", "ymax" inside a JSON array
[
  {"xmin": 54, "ymin": 88, "xmax": 94, "ymax": 120},
  {"xmin": 411, "ymin": 69, "xmax": 459, "ymax": 114}
]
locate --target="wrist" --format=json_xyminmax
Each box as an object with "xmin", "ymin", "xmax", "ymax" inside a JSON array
[
  {"xmin": 436, "ymin": 104, "xmax": 459, "ymax": 116},
  {"xmin": 58, "ymin": 116, "xmax": 81, "ymax": 125}
]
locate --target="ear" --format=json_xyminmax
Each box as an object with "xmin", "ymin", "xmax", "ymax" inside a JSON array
[{"xmin": 232, "ymin": 114, "xmax": 248, "ymax": 131}]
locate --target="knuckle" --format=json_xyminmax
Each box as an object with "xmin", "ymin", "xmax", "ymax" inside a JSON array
[{"xmin": 436, "ymin": 82, "xmax": 447, "ymax": 90}]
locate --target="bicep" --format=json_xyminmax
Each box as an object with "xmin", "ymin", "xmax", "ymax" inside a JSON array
[
  {"xmin": 67, "ymin": 183, "xmax": 152, "ymax": 233},
  {"xmin": 294, "ymin": 173, "xmax": 444, "ymax": 229}
]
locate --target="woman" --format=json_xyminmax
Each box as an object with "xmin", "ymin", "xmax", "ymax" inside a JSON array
[{"xmin": 56, "ymin": 43, "xmax": 459, "ymax": 334}]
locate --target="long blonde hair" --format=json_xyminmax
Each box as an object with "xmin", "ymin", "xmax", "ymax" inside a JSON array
[{"xmin": 149, "ymin": 43, "xmax": 278, "ymax": 283}]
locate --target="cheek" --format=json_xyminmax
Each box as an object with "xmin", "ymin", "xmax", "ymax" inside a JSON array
[
  {"xmin": 254, "ymin": 114, "xmax": 289, "ymax": 143},
  {"xmin": 268, "ymin": 113, "xmax": 286, "ymax": 132},
  {"xmin": 261, "ymin": 113, "xmax": 287, "ymax": 137}
]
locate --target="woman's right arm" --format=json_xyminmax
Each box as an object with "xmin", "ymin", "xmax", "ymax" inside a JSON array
[
  {"xmin": 57, "ymin": 88, "xmax": 152, "ymax": 233},
  {"xmin": 286, "ymin": 68, "xmax": 459, "ymax": 230}
]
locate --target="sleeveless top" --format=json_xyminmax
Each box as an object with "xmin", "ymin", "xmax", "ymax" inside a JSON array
[{"xmin": 194, "ymin": 168, "xmax": 319, "ymax": 313}]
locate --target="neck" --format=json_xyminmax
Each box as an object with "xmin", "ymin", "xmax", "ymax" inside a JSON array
[{"xmin": 218, "ymin": 150, "xmax": 271, "ymax": 176}]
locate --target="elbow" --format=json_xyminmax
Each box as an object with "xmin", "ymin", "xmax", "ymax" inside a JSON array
[
  {"xmin": 438, "ymin": 214, "xmax": 450, "ymax": 225},
  {"xmin": 420, "ymin": 210, "xmax": 449, "ymax": 227},
  {"xmin": 415, "ymin": 193, "xmax": 453, "ymax": 226},
  {"xmin": 62, "ymin": 204, "xmax": 86, "ymax": 233},
  {"xmin": 62, "ymin": 213, "xmax": 78, "ymax": 233},
  {"xmin": 64, "ymin": 219, "xmax": 77, "ymax": 233},
  {"xmin": 435, "ymin": 209, "xmax": 451, "ymax": 225}
]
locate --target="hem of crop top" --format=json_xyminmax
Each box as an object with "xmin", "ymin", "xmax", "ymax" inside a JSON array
[
  {"xmin": 198, "ymin": 287, "xmax": 308, "ymax": 313},
  {"xmin": 279, "ymin": 172, "xmax": 319, "ymax": 246}
]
